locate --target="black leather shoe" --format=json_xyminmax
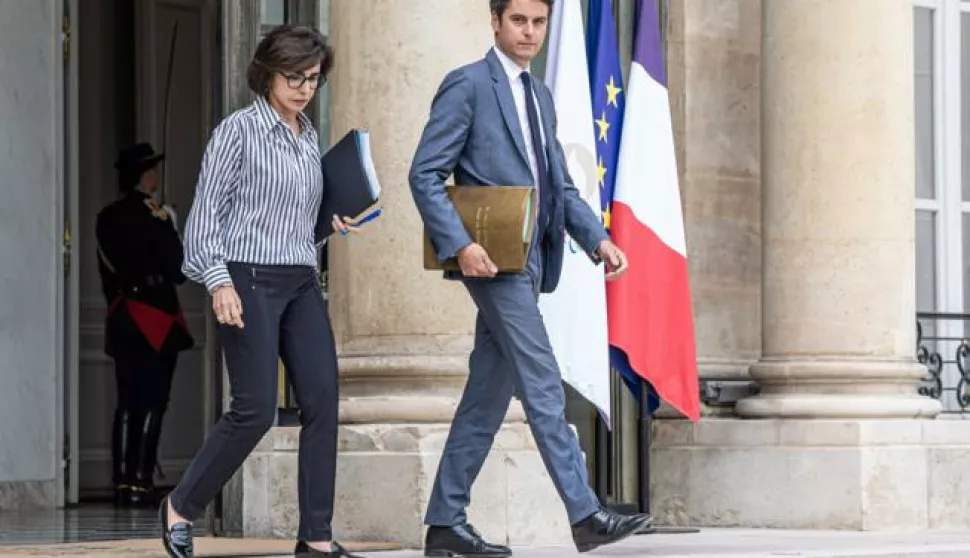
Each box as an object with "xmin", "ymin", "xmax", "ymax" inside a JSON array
[
  {"xmin": 294, "ymin": 540, "xmax": 363, "ymax": 557},
  {"xmin": 159, "ymin": 497, "xmax": 194, "ymax": 558},
  {"xmin": 424, "ymin": 524, "xmax": 511, "ymax": 557},
  {"xmin": 571, "ymin": 508, "xmax": 652, "ymax": 553}
]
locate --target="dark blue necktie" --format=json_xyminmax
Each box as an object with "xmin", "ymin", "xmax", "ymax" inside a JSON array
[{"xmin": 520, "ymin": 71, "xmax": 550, "ymax": 235}]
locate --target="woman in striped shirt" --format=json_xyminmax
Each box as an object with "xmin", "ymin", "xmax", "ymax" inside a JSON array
[{"xmin": 159, "ymin": 25, "xmax": 361, "ymax": 558}]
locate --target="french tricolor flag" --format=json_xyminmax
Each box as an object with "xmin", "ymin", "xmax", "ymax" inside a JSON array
[{"xmin": 607, "ymin": 0, "xmax": 700, "ymax": 422}]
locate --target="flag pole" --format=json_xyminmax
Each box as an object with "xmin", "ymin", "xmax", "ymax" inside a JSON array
[
  {"xmin": 594, "ymin": 410, "xmax": 610, "ymax": 504},
  {"xmin": 637, "ymin": 378, "xmax": 652, "ymax": 516},
  {"xmin": 635, "ymin": 378, "xmax": 700, "ymax": 535}
]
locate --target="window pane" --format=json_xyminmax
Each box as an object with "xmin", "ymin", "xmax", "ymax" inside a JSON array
[
  {"xmin": 963, "ymin": 12, "xmax": 970, "ymax": 201},
  {"xmin": 915, "ymin": 7, "xmax": 935, "ymax": 200},
  {"xmin": 262, "ymin": 0, "xmax": 285, "ymax": 26},
  {"xmin": 917, "ymin": 210, "xmax": 937, "ymax": 312},
  {"xmin": 964, "ymin": 213, "xmax": 970, "ymax": 313}
]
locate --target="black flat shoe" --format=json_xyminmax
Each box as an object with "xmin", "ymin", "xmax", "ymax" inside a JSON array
[
  {"xmin": 159, "ymin": 497, "xmax": 194, "ymax": 558},
  {"xmin": 424, "ymin": 523, "xmax": 511, "ymax": 557},
  {"xmin": 571, "ymin": 508, "xmax": 652, "ymax": 553},
  {"xmin": 294, "ymin": 540, "xmax": 363, "ymax": 557}
]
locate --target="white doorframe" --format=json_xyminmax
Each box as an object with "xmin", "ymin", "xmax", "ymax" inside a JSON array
[
  {"xmin": 66, "ymin": 0, "xmax": 81, "ymax": 506},
  {"xmin": 58, "ymin": 0, "xmax": 81, "ymax": 507}
]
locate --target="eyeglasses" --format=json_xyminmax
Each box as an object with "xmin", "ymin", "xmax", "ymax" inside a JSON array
[{"xmin": 282, "ymin": 72, "xmax": 325, "ymax": 90}]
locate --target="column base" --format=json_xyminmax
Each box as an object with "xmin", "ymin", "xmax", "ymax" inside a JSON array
[
  {"xmin": 240, "ymin": 423, "xmax": 572, "ymax": 548},
  {"xmin": 651, "ymin": 418, "xmax": 970, "ymax": 530},
  {"xmin": 738, "ymin": 360, "xmax": 942, "ymax": 418},
  {"xmin": 737, "ymin": 393, "xmax": 942, "ymax": 419}
]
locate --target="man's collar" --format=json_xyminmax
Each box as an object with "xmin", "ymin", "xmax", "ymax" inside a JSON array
[
  {"xmin": 491, "ymin": 45, "xmax": 529, "ymax": 80},
  {"xmin": 253, "ymin": 95, "xmax": 314, "ymax": 136}
]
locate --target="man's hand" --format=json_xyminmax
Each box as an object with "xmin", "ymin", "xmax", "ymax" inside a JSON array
[
  {"xmin": 596, "ymin": 240, "xmax": 629, "ymax": 281},
  {"xmin": 457, "ymin": 243, "xmax": 498, "ymax": 278}
]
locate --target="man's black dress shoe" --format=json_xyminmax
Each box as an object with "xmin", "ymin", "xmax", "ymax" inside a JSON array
[
  {"xmin": 294, "ymin": 540, "xmax": 363, "ymax": 557},
  {"xmin": 159, "ymin": 497, "xmax": 194, "ymax": 558},
  {"xmin": 571, "ymin": 508, "xmax": 652, "ymax": 553},
  {"xmin": 424, "ymin": 523, "xmax": 512, "ymax": 557}
]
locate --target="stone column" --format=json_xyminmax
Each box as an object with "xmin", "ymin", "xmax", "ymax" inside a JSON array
[
  {"xmin": 735, "ymin": 0, "xmax": 937, "ymax": 419},
  {"xmin": 650, "ymin": 0, "xmax": 970, "ymax": 532},
  {"xmin": 241, "ymin": 0, "xmax": 568, "ymax": 548},
  {"xmin": 666, "ymin": 0, "xmax": 763, "ymax": 415}
]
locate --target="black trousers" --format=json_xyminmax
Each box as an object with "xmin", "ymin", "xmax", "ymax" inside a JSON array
[
  {"xmin": 112, "ymin": 346, "xmax": 178, "ymax": 492},
  {"xmin": 115, "ymin": 347, "xmax": 177, "ymax": 411},
  {"xmin": 170, "ymin": 263, "xmax": 339, "ymax": 541}
]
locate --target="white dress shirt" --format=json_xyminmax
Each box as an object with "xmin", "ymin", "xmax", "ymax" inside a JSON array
[{"xmin": 492, "ymin": 45, "xmax": 547, "ymax": 186}]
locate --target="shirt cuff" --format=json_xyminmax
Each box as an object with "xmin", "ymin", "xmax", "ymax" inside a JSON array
[
  {"xmin": 434, "ymin": 232, "xmax": 474, "ymax": 263},
  {"xmin": 202, "ymin": 265, "xmax": 232, "ymax": 293}
]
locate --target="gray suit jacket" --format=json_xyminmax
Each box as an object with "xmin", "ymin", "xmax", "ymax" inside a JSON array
[{"xmin": 409, "ymin": 49, "xmax": 609, "ymax": 294}]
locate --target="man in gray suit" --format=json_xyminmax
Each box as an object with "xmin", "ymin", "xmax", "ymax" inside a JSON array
[{"xmin": 409, "ymin": 0, "xmax": 652, "ymax": 555}]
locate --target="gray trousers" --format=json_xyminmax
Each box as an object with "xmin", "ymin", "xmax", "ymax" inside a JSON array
[{"xmin": 424, "ymin": 245, "xmax": 601, "ymax": 526}]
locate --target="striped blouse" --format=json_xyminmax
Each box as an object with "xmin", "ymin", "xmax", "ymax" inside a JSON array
[{"xmin": 182, "ymin": 96, "xmax": 323, "ymax": 292}]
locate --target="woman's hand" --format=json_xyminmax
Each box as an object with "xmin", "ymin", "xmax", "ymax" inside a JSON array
[
  {"xmin": 212, "ymin": 284, "xmax": 244, "ymax": 328},
  {"xmin": 332, "ymin": 214, "xmax": 360, "ymax": 236}
]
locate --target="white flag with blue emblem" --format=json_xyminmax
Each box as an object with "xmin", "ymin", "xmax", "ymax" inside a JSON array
[{"xmin": 538, "ymin": 0, "xmax": 611, "ymax": 425}]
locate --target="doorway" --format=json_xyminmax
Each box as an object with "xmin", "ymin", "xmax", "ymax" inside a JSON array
[{"xmin": 68, "ymin": 0, "xmax": 219, "ymax": 505}]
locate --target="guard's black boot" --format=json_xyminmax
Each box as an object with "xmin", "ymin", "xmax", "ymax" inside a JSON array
[
  {"xmin": 130, "ymin": 409, "xmax": 165, "ymax": 507},
  {"xmin": 111, "ymin": 408, "xmax": 136, "ymax": 507}
]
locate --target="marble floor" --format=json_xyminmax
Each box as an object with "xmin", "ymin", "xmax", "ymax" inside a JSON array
[
  {"xmin": 7, "ymin": 510, "xmax": 970, "ymax": 558},
  {"xmin": 7, "ymin": 528, "xmax": 970, "ymax": 557},
  {"xmin": 0, "ymin": 504, "xmax": 187, "ymax": 545}
]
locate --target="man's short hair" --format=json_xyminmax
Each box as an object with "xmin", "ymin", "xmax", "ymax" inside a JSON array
[{"xmin": 490, "ymin": 0, "xmax": 554, "ymax": 18}]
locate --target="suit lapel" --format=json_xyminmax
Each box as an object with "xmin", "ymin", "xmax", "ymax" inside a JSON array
[{"xmin": 486, "ymin": 51, "xmax": 531, "ymax": 171}]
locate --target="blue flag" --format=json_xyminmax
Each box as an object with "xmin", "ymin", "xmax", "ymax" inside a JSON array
[
  {"xmin": 586, "ymin": 0, "xmax": 625, "ymax": 229},
  {"xmin": 587, "ymin": 0, "xmax": 660, "ymax": 412}
]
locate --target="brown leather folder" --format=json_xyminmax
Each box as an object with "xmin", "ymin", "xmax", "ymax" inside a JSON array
[{"xmin": 423, "ymin": 185, "xmax": 537, "ymax": 272}]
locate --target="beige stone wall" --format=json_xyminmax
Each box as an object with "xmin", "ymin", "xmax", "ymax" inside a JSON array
[
  {"xmin": 259, "ymin": 1, "xmax": 560, "ymax": 546},
  {"xmin": 737, "ymin": 0, "xmax": 935, "ymax": 419},
  {"xmin": 759, "ymin": 0, "xmax": 917, "ymax": 360},
  {"xmin": 326, "ymin": 1, "xmax": 490, "ymax": 423},
  {"xmin": 667, "ymin": 0, "xmax": 763, "ymax": 391}
]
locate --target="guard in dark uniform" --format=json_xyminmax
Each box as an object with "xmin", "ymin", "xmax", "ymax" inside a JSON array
[{"xmin": 96, "ymin": 143, "xmax": 194, "ymax": 507}]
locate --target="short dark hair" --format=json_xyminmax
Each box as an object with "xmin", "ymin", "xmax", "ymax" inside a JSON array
[
  {"xmin": 247, "ymin": 25, "xmax": 334, "ymax": 96},
  {"xmin": 490, "ymin": 0, "xmax": 554, "ymax": 17}
]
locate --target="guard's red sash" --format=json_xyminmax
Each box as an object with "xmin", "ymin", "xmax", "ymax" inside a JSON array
[{"xmin": 105, "ymin": 295, "xmax": 190, "ymax": 355}]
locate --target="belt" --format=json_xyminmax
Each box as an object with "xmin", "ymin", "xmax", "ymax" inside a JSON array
[
  {"xmin": 142, "ymin": 274, "xmax": 166, "ymax": 287},
  {"xmin": 123, "ymin": 274, "xmax": 167, "ymax": 293}
]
